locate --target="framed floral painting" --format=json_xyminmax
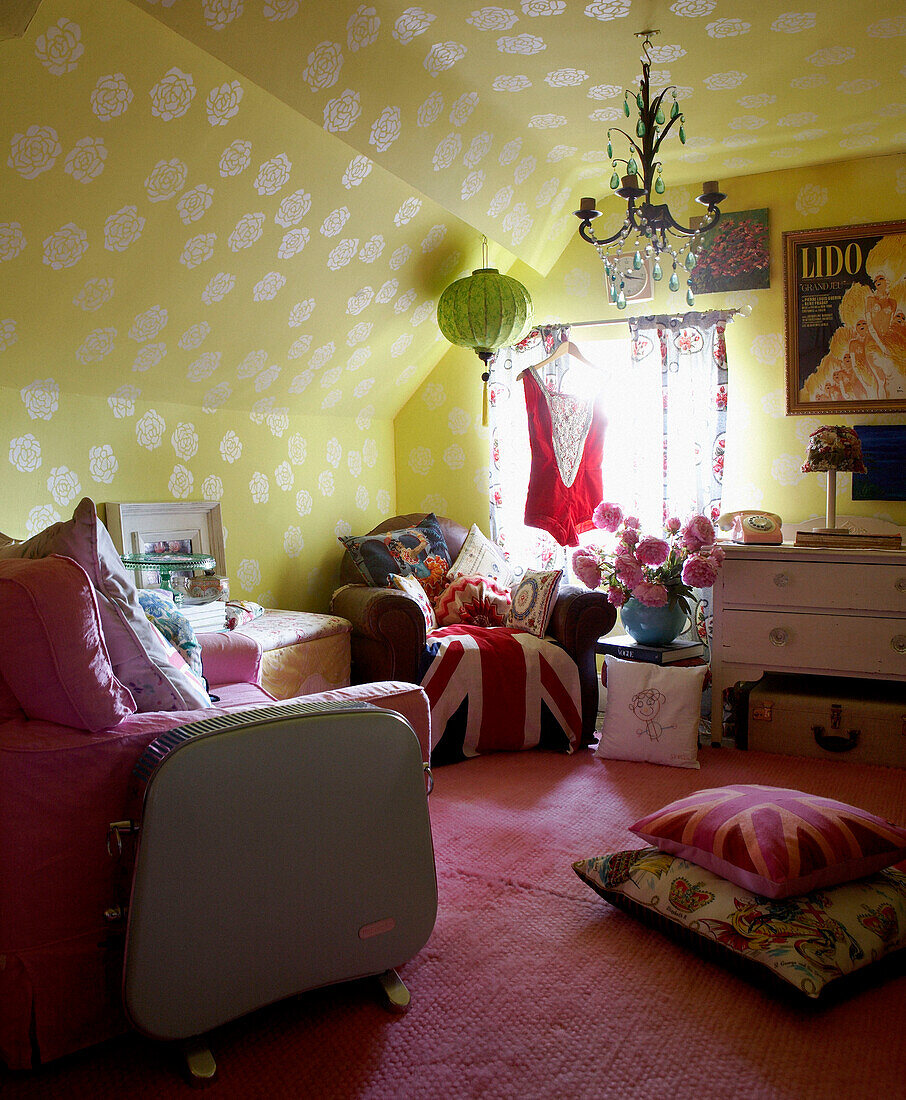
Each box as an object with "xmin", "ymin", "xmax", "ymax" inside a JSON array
[
  {"xmin": 688, "ymin": 208, "xmax": 770, "ymax": 295},
  {"xmin": 783, "ymin": 219, "xmax": 906, "ymax": 414}
]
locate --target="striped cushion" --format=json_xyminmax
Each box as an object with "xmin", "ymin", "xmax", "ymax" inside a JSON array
[{"xmin": 630, "ymin": 784, "xmax": 906, "ymax": 899}]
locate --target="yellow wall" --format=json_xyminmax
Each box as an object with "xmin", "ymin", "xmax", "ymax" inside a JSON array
[
  {"xmin": 396, "ymin": 152, "xmax": 906, "ymax": 533},
  {"xmin": 1, "ymin": 384, "xmax": 396, "ymax": 611}
]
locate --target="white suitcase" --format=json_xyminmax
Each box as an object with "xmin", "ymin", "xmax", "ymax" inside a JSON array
[{"xmin": 116, "ymin": 700, "xmax": 437, "ymax": 1080}]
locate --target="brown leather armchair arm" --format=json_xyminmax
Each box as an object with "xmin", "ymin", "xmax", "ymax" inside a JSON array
[
  {"xmin": 547, "ymin": 584, "xmax": 617, "ymax": 746},
  {"xmin": 330, "ymin": 584, "xmax": 426, "ymax": 686}
]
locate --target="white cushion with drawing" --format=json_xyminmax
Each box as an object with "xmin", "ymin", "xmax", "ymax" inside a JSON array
[{"xmin": 595, "ymin": 655, "xmax": 706, "ymax": 769}]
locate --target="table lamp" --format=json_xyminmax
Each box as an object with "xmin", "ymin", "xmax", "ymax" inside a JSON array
[{"xmin": 800, "ymin": 425, "xmax": 866, "ymax": 535}]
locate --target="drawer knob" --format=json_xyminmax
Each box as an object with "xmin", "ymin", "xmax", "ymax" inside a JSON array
[
  {"xmin": 896, "ymin": 578, "xmax": 906, "ymax": 594},
  {"xmin": 773, "ymin": 573, "xmax": 789, "ymax": 588},
  {"xmin": 892, "ymin": 635, "xmax": 906, "ymax": 654},
  {"xmin": 769, "ymin": 627, "xmax": 789, "ymax": 647}
]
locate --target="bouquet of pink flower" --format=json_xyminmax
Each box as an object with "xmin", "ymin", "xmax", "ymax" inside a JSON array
[{"xmin": 572, "ymin": 501, "xmax": 724, "ymax": 613}]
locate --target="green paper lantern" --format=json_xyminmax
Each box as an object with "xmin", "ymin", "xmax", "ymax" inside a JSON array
[{"xmin": 436, "ymin": 267, "xmax": 533, "ymax": 362}]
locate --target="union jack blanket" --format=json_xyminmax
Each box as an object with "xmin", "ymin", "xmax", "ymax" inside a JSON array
[{"xmin": 419, "ymin": 624, "xmax": 582, "ymax": 763}]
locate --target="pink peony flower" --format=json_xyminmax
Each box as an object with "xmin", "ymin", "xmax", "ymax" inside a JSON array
[
  {"xmin": 593, "ymin": 501, "xmax": 623, "ymax": 532},
  {"xmin": 664, "ymin": 515, "xmax": 682, "ymax": 534},
  {"xmin": 632, "ymin": 581, "xmax": 669, "ymax": 607},
  {"xmin": 619, "ymin": 526, "xmax": 639, "ymax": 548},
  {"xmin": 681, "ymin": 513, "xmax": 716, "ymax": 552},
  {"xmin": 606, "ymin": 584, "xmax": 627, "ymax": 607},
  {"xmin": 635, "ymin": 536, "xmax": 669, "ymax": 567},
  {"xmin": 623, "ymin": 515, "xmax": 641, "ymax": 531},
  {"xmin": 572, "ymin": 546, "xmax": 602, "ymax": 590},
  {"xmin": 614, "ymin": 551, "xmax": 645, "ymax": 589},
  {"xmin": 709, "ymin": 544, "xmax": 725, "ymax": 566},
  {"xmin": 682, "ymin": 554, "xmax": 719, "ymax": 589}
]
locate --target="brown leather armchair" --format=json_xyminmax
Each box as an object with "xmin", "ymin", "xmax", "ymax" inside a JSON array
[{"xmin": 330, "ymin": 514, "xmax": 616, "ymax": 745}]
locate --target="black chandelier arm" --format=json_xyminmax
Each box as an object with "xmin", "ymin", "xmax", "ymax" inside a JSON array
[
  {"xmin": 644, "ymin": 202, "xmax": 722, "ymax": 238},
  {"xmin": 577, "ymin": 217, "xmax": 631, "ymax": 248}
]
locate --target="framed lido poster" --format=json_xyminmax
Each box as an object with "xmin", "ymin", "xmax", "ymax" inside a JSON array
[{"xmin": 783, "ymin": 219, "xmax": 906, "ymax": 414}]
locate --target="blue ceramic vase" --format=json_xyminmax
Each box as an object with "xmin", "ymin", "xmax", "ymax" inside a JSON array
[{"xmin": 619, "ymin": 597, "xmax": 688, "ymax": 646}]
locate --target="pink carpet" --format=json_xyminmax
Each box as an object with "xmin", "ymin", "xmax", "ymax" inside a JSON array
[{"xmin": 4, "ymin": 746, "xmax": 906, "ymax": 1099}]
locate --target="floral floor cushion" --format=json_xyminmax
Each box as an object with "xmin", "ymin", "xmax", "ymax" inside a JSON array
[
  {"xmin": 573, "ymin": 847, "xmax": 906, "ymax": 1001},
  {"xmin": 419, "ymin": 624, "xmax": 582, "ymax": 764}
]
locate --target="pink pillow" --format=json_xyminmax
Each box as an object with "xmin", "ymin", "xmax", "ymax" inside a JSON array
[
  {"xmin": 630, "ymin": 784, "xmax": 906, "ymax": 899},
  {"xmin": 0, "ymin": 555, "xmax": 136, "ymax": 731},
  {"xmin": 0, "ymin": 498, "xmax": 211, "ymax": 712},
  {"xmin": 434, "ymin": 574, "xmax": 511, "ymax": 627}
]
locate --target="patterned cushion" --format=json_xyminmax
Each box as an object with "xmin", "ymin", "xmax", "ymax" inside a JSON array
[
  {"xmin": 505, "ymin": 568, "xmax": 562, "ymax": 637},
  {"xmin": 339, "ymin": 513, "xmax": 451, "ymax": 599},
  {"xmin": 434, "ymin": 574, "xmax": 511, "ymax": 627},
  {"xmin": 630, "ymin": 785, "xmax": 906, "ymax": 899},
  {"xmin": 389, "ymin": 573, "xmax": 437, "ymax": 631},
  {"xmin": 573, "ymin": 847, "xmax": 906, "ymax": 1000},
  {"xmin": 595, "ymin": 655, "xmax": 706, "ymax": 769},
  {"xmin": 138, "ymin": 589, "xmax": 207, "ymax": 686},
  {"xmin": 0, "ymin": 555, "xmax": 136, "ymax": 731},
  {"xmin": 0, "ymin": 498, "xmax": 212, "ymax": 712},
  {"xmin": 446, "ymin": 524, "xmax": 514, "ymax": 586}
]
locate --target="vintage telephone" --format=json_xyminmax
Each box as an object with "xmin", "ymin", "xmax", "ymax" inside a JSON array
[{"xmin": 716, "ymin": 510, "xmax": 784, "ymax": 544}]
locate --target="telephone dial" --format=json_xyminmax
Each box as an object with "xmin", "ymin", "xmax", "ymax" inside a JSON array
[{"xmin": 716, "ymin": 510, "xmax": 783, "ymax": 544}]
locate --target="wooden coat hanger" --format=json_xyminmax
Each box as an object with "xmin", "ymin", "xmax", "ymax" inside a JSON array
[{"xmin": 516, "ymin": 339, "xmax": 594, "ymax": 380}]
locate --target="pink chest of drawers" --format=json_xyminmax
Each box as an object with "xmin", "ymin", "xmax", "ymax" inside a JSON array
[{"xmin": 710, "ymin": 543, "xmax": 906, "ymax": 744}]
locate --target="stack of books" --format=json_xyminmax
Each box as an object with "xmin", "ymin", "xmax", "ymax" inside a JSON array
[
  {"xmin": 596, "ymin": 633, "xmax": 706, "ymax": 665},
  {"xmin": 179, "ymin": 597, "xmax": 227, "ymax": 632}
]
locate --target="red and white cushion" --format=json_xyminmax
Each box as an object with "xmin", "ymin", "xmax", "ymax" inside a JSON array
[
  {"xmin": 389, "ymin": 572, "xmax": 437, "ymax": 631},
  {"xmin": 434, "ymin": 574, "xmax": 511, "ymax": 627}
]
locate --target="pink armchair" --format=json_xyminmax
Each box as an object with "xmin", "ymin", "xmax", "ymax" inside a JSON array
[{"xmin": 331, "ymin": 514, "xmax": 616, "ymax": 745}]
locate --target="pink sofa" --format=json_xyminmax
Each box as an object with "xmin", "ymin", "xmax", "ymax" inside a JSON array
[
  {"xmin": 0, "ymin": 624, "xmax": 431, "ymax": 1070},
  {"xmin": 0, "ymin": 502, "xmax": 431, "ymax": 1070}
]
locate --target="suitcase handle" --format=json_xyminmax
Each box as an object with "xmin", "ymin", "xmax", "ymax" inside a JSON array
[{"xmin": 812, "ymin": 725, "xmax": 860, "ymax": 753}]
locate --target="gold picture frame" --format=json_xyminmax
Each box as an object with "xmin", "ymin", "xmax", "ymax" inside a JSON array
[{"xmin": 783, "ymin": 219, "xmax": 906, "ymax": 414}]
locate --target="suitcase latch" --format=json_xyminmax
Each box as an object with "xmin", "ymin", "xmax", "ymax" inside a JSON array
[
  {"xmin": 751, "ymin": 701, "xmax": 773, "ymax": 722},
  {"xmin": 107, "ymin": 819, "xmax": 138, "ymax": 857},
  {"xmin": 830, "ymin": 703, "xmax": 842, "ymax": 730}
]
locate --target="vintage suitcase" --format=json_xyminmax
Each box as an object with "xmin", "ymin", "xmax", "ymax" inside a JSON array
[
  {"xmin": 118, "ymin": 699, "xmax": 437, "ymax": 1080},
  {"xmin": 746, "ymin": 674, "xmax": 906, "ymax": 767}
]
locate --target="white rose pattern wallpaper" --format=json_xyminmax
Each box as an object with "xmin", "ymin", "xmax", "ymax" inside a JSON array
[{"xmin": 1, "ymin": 0, "xmax": 905, "ymax": 612}]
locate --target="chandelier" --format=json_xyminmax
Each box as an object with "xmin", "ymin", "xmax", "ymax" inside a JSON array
[{"xmin": 574, "ymin": 30, "xmax": 726, "ymax": 309}]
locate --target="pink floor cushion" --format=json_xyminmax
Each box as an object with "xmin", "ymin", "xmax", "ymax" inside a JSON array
[
  {"xmin": 630, "ymin": 784, "xmax": 906, "ymax": 899},
  {"xmin": 0, "ymin": 555, "xmax": 135, "ymax": 731},
  {"xmin": 574, "ymin": 847, "xmax": 906, "ymax": 1001},
  {"xmin": 0, "ymin": 498, "xmax": 211, "ymax": 712}
]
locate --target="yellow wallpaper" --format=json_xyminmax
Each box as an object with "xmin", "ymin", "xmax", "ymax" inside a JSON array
[
  {"xmin": 396, "ymin": 152, "xmax": 906, "ymax": 533},
  {"xmin": 0, "ymin": 0, "xmax": 489, "ymax": 420},
  {"xmin": 1, "ymin": 383, "xmax": 397, "ymax": 611},
  {"xmin": 132, "ymin": 0, "xmax": 906, "ymax": 277}
]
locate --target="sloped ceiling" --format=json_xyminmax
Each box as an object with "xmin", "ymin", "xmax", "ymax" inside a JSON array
[{"xmin": 1, "ymin": 0, "xmax": 904, "ymax": 420}]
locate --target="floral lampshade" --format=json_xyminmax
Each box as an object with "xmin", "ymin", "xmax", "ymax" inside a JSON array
[
  {"xmin": 801, "ymin": 425, "xmax": 867, "ymax": 533},
  {"xmin": 800, "ymin": 425, "xmax": 867, "ymax": 474}
]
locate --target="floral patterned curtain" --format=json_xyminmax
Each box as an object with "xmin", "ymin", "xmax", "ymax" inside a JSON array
[
  {"xmin": 626, "ymin": 310, "xmax": 732, "ymax": 647},
  {"xmin": 486, "ymin": 324, "xmax": 570, "ymax": 579}
]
